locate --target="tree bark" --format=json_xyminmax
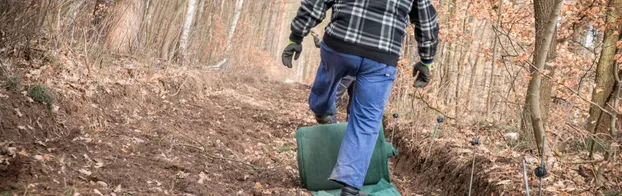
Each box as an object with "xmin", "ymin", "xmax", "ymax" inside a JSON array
[
  {"xmin": 454, "ymin": 4, "xmax": 474, "ymax": 118},
  {"xmin": 587, "ymin": 0, "xmax": 622, "ymax": 159},
  {"xmin": 179, "ymin": 0, "xmax": 197, "ymax": 64},
  {"xmin": 141, "ymin": 0, "xmax": 152, "ymax": 49},
  {"xmin": 93, "ymin": 0, "xmax": 115, "ymax": 26},
  {"xmin": 466, "ymin": 21, "xmax": 488, "ymax": 113},
  {"xmin": 264, "ymin": 0, "xmax": 277, "ymax": 52},
  {"xmin": 194, "ymin": 0, "xmax": 205, "ymax": 27},
  {"xmin": 105, "ymin": 0, "xmax": 145, "ymax": 53},
  {"xmin": 274, "ymin": 0, "xmax": 289, "ymax": 61},
  {"xmin": 522, "ymin": 0, "xmax": 563, "ymax": 153},
  {"xmin": 204, "ymin": 0, "xmax": 216, "ymax": 60},
  {"xmin": 486, "ymin": 0, "xmax": 503, "ymax": 120},
  {"xmin": 211, "ymin": 0, "xmax": 244, "ymax": 68},
  {"xmin": 160, "ymin": 2, "xmax": 184, "ymax": 61},
  {"xmin": 444, "ymin": 43, "xmax": 456, "ymax": 105},
  {"xmin": 437, "ymin": 43, "xmax": 451, "ymax": 106}
]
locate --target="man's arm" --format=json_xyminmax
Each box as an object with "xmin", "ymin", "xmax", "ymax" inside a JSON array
[
  {"xmin": 409, "ymin": 0, "xmax": 439, "ymax": 64},
  {"xmin": 289, "ymin": 0, "xmax": 334, "ymax": 44}
]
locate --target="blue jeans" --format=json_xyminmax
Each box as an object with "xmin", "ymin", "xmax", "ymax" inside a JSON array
[
  {"xmin": 309, "ymin": 43, "xmax": 396, "ymax": 189},
  {"xmin": 335, "ymin": 75, "xmax": 356, "ymax": 118}
]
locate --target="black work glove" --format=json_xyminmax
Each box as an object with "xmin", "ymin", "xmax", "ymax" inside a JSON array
[
  {"xmin": 282, "ymin": 41, "xmax": 302, "ymax": 68},
  {"xmin": 413, "ymin": 62, "xmax": 432, "ymax": 88}
]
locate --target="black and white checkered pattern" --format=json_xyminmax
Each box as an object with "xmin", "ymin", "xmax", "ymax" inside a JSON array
[{"xmin": 289, "ymin": 0, "xmax": 439, "ymax": 64}]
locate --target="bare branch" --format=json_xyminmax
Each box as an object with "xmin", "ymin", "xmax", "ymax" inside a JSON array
[
  {"xmin": 525, "ymin": 60, "xmax": 617, "ymax": 116},
  {"xmin": 412, "ymin": 93, "xmax": 456, "ymax": 120},
  {"xmin": 490, "ymin": 9, "xmax": 617, "ymax": 117}
]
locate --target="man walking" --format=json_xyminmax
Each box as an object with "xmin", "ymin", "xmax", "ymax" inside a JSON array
[
  {"xmin": 282, "ymin": 0, "xmax": 438, "ymax": 195},
  {"xmin": 312, "ymin": 30, "xmax": 356, "ymax": 121}
]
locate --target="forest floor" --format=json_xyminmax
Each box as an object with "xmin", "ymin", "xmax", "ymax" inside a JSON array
[{"xmin": 0, "ymin": 56, "xmax": 620, "ymax": 195}]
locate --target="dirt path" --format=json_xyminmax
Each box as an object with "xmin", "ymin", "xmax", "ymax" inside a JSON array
[
  {"xmin": 1, "ymin": 73, "xmax": 323, "ymax": 195},
  {"xmin": 1, "ymin": 70, "xmax": 501, "ymax": 195}
]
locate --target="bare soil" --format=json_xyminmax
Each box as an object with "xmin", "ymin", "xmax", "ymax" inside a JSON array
[
  {"xmin": 0, "ymin": 72, "xmax": 319, "ymax": 195},
  {"xmin": 0, "ymin": 68, "xmax": 499, "ymax": 196}
]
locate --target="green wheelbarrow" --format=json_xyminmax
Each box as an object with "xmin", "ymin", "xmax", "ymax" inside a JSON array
[{"xmin": 296, "ymin": 123, "xmax": 401, "ymax": 196}]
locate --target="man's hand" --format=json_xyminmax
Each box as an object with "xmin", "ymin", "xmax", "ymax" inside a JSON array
[
  {"xmin": 413, "ymin": 62, "xmax": 431, "ymax": 88},
  {"xmin": 311, "ymin": 31, "xmax": 321, "ymax": 48},
  {"xmin": 282, "ymin": 41, "xmax": 302, "ymax": 68}
]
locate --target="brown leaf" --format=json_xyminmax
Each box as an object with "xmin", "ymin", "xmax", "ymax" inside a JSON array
[
  {"xmin": 254, "ymin": 182, "xmax": 263, "ymax": 189},
  {"xmin": 14, "ymin": 108, "xmax": 23, "ymax": 117},
  {"xmin": 79, "ymin": 169, "xmax": 92, "ymax": 176},
  {"xmin": 94, "ymin": 162, "xmax": 104, "ymax": 169},
  {"xmin": 596, "ymin": 88, "xmax": 603, "ymax": 94},
  {"xmin": 198, "ymin": 172, "xmax": 208, "ymax": 184},
  {"xmin": 496, "ymin": 180, "xmax": 512, "ymax": 185},
  {"xmin": 94, "ymin": 189, "xmax": 103, "ymax": 196},
  {"xmin": 17, "ymin": 149, "xmax": 30, "ymax": 157}
]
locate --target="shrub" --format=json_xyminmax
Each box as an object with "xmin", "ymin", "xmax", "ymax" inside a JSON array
[
  {"xmin": 3, "ymin": 76, "xmax": 21, "ymax": 91},
  {"xmin": 28, "ymin": 84, "xmax": 55, "ymax": 110}
]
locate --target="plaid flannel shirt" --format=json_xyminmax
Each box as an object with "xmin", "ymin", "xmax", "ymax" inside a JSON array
[{"xmin": 289, "ymin": 0, "xmax": 439, "ymax": 66}]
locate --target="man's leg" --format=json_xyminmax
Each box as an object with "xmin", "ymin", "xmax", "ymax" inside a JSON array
[
  {"xmin": 345, "ymin": 78, "xmax": 355, "ymax": 120},
  {"xmin": 309, "ymin": 43, "xmax": 360, "ymax": 123},
  {"xmin": 329, "ymin": 58, "xmax": 396, "ymax": 190},
  {"xmin": 335, "ymin": 75, "xmax": 355, "ymax": 104}
]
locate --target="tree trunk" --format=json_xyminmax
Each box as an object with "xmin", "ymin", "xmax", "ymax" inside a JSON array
[
  {"xmin": 105, "ymin": 0, "xmax": 145, "ymax": 54},
  {"xmin": 454, "ymin": 4, "xmax": 475, "ymax": 118},
  {"xmin": 443, "ymin": 43, "xmax": 455, "ymax": 105},
  {"xmin": 211, "ymin": 0, "xmax": 244, "ymax": 68},
  {"xmin": 486, "ymin": 0, "xmax": 503, "ymax": 120},
  {"xmin": 179, "ymin": 0, "xmax": 197, "ymax": 64},
  {"xmin": 93, "ymin": 0, "xmax": 115, "ymax": 26},
  {"xmin": 522, "ymin": 0, "xmax": 563, "ymax": 153},
  {"xmin": 466, "ymin": 22, "xmax": 488, "ymax": 113},
  {"xmin": 264, "ymin": 0, "xmax": 277, "ymax": 51},
  {"xmin": 141, "ymin": 0, "xmax": 152, "ymax": 49},
  {"xmin": 297, "ymin": 55, "xmax": 305, "ymax": 81},
  {"xmin": 160, "ymin": 2, "xmax": 184, "ymax": 61},
  {"xmin": 274, "ymin": 0, "xmax": 288, "ymax": 61},
  {"xmin": 194, "ymin": 0, "xmax": 205, "ymax": 27},
  {"xmin": 587, "ymin": 0, "xmax": 622, "ymax": 159}
]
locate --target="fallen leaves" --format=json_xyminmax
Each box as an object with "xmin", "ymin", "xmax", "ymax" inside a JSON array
[
  {"xmin": 14, "ymin": 108, "xmax": 23, "ymax": 117},
  {"xmin": 33, "ymin": 153, "xmax": 54, "ymax": 162},
  {"xmin": 496, "ymin": 179, "xmax": 512, "ymax": 185},
  {"xmin": 254, "ymin": 182, "xmax": 264, "ymax": 189},
  {"xmin": 94, "ymin": 162, "xmax": 104, "ymax": 169},
  {"xmin": 0, "ymin": 142, "xmax": 16, "ymax": 165},
  {"xmin": 93, "ymin": 189, "xmax": 103, "ymax": 196},
  {"xmin": 79, "ymin": 168, "xmax": 92, "ymax": 176},
  {"xmin": 96, "ymin": 181, "xmax": 108, "ymax": 188},
  {"xmin": 198, "ymin": 172, "xmax": 209, "ymax": 184},
  {"xmin": 17, "ymin": 149, "xmax": 30, "ymax": 157}
]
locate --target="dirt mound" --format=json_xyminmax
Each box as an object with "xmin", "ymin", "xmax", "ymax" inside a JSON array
[
  {"xmin": 0, "ymin": 69, "xmax": 318, "ymax": 195},
  {"xmin": 387, "ymin": 123, "xmax": 511, "ymax": 195},
  {"xmin": 0, "ymin": 89, "xmax": 85, "ymax": 193}
]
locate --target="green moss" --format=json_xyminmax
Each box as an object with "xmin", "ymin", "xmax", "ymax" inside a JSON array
[
  {"xmin": 0, "ymin": 191, "xmax": 13, "ymax": 196},
  {"xmin": 601, "ymin": 191, "xmax": 620, "ymax": 196},
  {"xmin": 277, "ymin": 143, "xmax": 294, "ymax": 153},
  {"xmin": 28, "ymin": 84, "xmax": 55, "ymax": 110},
  {"xmin": 63, "ymin": 187, "xmax": 75, "ymax": 196}
]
